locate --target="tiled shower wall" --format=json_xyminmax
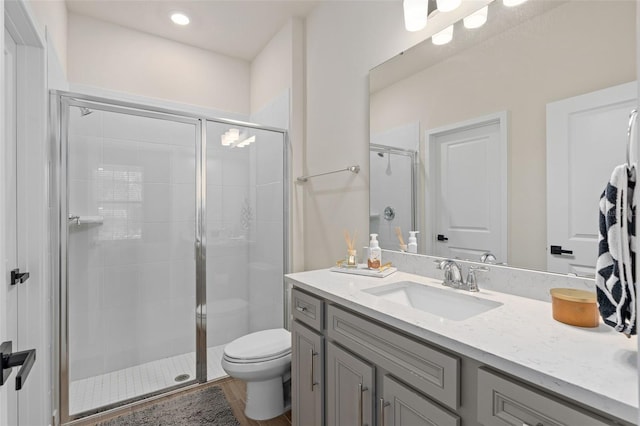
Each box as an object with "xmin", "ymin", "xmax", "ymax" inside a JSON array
[{"xmin": 68, "ymin": 107, "xmax": 197, "ymax": 381}]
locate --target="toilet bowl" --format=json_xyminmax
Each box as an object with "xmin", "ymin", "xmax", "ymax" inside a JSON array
[{"xmin": 221, "ymin": 328, "xmax": 291, "ymax": 420}]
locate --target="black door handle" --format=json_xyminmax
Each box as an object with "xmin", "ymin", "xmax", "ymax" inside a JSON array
[
  {"xmin": 437, "ymin": 234, "xmax": 448, "ymax": 242},
  {"xmin": 550, "ymin": 245, "xmax": 573, "ymax": 255},
  {"xmin": 0, "ymin": 341, "xmax": 36, "ymax": 391},
  {"xmin": 10, "ymin": 269, "xmax": 29, "ymax": 286}
]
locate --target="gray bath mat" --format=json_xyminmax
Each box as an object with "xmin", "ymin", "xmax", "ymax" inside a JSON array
[{"xmin": 98, "ymin": 386, "xmax": 240, "ymax": 426}]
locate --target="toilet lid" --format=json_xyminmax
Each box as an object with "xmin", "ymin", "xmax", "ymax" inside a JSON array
[{"xmin": 224, "ymin": 328, "xmax": 291, "ymax": 362}]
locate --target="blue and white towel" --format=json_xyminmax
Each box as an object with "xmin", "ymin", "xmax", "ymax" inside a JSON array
[{"xmin": 596, "ymin": 165, "xmax": 636, "ymax": 336}]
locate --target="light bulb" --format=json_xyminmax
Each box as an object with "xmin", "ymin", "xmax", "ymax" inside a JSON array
[
  {"xmin": 463, "ymin": 6, "xmax": 488, "ymax": 29},
  {"xmin": 503, "ymin": 0, "xmax": 528, "ymax": 6},
  {"xmin": 432, "ymin": 25, "xmax": 453, "ymax": 45},
  {"xmin": 170, "ymin": 13, "xmax": 190, "ymax": 26},
  {"xmin": 403, "ymin": 0, "xmax": 429, "ymax": 32},
  {"xmin": 436, "ymin": 0, "xmax": 461, "ymax": 13}
]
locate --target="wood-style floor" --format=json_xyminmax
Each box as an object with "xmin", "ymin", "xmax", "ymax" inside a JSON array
[
  {"xmin": 219, "ymin": 378, "xmax": 292, "ymax": 426},
  {"xmin": 68, "ymin": 377, "xmax": 291, "ymax": 426}
]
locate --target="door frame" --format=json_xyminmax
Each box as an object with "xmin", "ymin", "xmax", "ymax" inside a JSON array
[
  {"xmin": 425, "ymin": 111, "xmax": 508, "ymax": 259},
  {"xmin": 2, "ymin": 0, "xmax": 49, "ymax": 425}
]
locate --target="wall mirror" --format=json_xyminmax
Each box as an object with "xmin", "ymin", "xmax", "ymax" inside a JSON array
[{"xmin": 369, "ymin": 0, "xmax": 636, "ymax": 275}]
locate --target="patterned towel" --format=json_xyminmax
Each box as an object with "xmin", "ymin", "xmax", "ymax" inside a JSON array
[{"xmin": 596, "ymin": 165, "xmax": 636, "ymax": 336}]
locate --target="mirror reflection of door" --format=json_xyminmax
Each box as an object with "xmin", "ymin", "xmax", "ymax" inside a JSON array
[
  {"xmin": 427, "ymin": 113, "xmax": 507, "ymax": 263},
  {"xmin": 546, "ymin": 81, "xmax": 637, "ymax": 275}
]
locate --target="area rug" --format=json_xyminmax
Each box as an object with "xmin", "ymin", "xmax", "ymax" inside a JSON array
[{"xmin": 98, "ymin": 386, "xmax": 240, "ymax": 426}]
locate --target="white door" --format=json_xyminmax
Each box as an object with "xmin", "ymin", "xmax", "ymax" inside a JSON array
[
  {"xmin": 427, "ymin": 113, "xmax": 507, "ymax": 262},
  {"xmin": 547, "ymin": 82, "xmax": 637, "ymax": 275},
  {"xmin": 1, "ymin": 28, "xmax": 19, "ymax": 426}
]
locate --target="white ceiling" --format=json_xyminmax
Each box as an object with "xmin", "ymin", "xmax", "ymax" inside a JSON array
[{"xmin": 65, "ymin": 0, "xmax": 320, "ymax": 61}]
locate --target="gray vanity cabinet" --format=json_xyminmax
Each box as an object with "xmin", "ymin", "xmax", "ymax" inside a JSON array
[
  {"xmin": 326, "ymin": 342, "xmax": 375, "ymax": 426},
  {"xmin": 289, "ymin": 285, "xmax": 634, "ymax": 426},
  {"xmin": 382, "ymin": 375, "xmax": 460, "ymax": 426},
  {"xmin": 291, "ymin": 320, "xmax": 324, "ymax": 426}
]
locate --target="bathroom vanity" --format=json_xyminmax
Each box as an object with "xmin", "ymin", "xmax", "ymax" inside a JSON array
[{"xmin": 285, "ymin": 269, "xmax": 637, "ymax": 426}]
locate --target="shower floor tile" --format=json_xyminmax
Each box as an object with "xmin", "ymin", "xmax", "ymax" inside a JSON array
[{"xmin": 69, "ymin": 344, "xmax": 227, "ymax": 416}]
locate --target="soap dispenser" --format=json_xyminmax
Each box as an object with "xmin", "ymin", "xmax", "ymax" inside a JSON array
[
  {"xmin": 368, "ymin": 234, "xmax": 381, "ymax": 269},
  {"xmin": 407, "ymin": 231, "xmax": 419, "ymax": 253}
]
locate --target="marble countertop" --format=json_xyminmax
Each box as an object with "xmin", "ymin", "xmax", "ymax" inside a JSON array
[{"xmin": 285, "ymin": 269, "xmax": 638, "ymax": 424}]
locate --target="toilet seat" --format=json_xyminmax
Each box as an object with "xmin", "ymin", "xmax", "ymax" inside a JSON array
[
  {"xmin": 223, "ymin": 328, "xmax": 291, "ymax": 363},
  {"xmin": 224, "ymin": 350, "xmax": 291, "ymax": 364}
]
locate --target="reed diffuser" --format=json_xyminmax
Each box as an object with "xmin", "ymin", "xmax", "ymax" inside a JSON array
[
  {"xmin": 344, "ymin": 230, "xmax": 357, "ymax": 267},
  {"xmin": 395, "ymin": 226, "xmax": 407, "ymax": 252}
]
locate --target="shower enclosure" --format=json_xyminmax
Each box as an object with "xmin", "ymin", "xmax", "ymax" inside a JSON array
[
  {"xmin": 369, "ymin": 144, "xmax": 417, "ymax": 251},
  {"xmin": 50, "ymin": 92, "xmax": 288, "ymax": 422}
]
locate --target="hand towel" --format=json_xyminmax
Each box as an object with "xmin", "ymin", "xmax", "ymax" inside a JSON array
[{"xmin": 596, "ymin": 164, "xmax": 636, "ymax": 336}]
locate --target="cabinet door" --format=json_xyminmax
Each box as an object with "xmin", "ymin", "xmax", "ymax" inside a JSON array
[
  {"xmin": 477, "ymin": 368, "xmax": 610, "ymax": 426},
  {"xmin": 326, "ymin": 342, "xmax": 375, "ymax": 426},
  {"xmin": 381, "ymin": 375, "xmax": 460, "ymax": 426},
  {"xmin": 292, "ymin": 320, "xmax": 324, "ymax": 426}
]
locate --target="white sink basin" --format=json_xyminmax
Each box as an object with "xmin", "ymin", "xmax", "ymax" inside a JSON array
[{"xmin": 362, "ymin": 281, "xmax": 503, "ymax": 321}]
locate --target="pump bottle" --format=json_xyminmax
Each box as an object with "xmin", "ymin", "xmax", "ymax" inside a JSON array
[
  {"xmin": 368, "ymin": 234, "xmax": 381, "ymax": 269},
  {"xmin": 407, "ymin": 231, "xmax": 419, "ymax": 253}
]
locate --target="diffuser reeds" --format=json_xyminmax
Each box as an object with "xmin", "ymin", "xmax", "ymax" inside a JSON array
[
  {"xmin": 344, "ymin": 230, "xmax": 357, "ymax": 266},
  {"xmin": 395, "ymin": 227, "xmax": 407, "ymax": 251}
]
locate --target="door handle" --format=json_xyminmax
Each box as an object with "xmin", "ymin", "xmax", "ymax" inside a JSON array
[
  {"xmin": 10, "ymin": 269, "xmax": 30, "ymax": 286},
  {"xmin": 437, "ymin": 234, "xmax": 448, "ymax": 242},
  {"xmin": 0, "ymin": 341, "xmax": 36, "ymax": 391},
  {"xmin": 550, "ymin": 245, "xmax": 573, "ymax": 255}
]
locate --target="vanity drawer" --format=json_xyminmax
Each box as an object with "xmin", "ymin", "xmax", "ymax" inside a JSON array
[
  {"xmin": 477, "ymin": 368, "xmax": 609, "ymax": 426},
  {"xmin": 326, "ymin": 304, "xmax": 459, "ymax": 410},
  {"xmin": 292, "ymin": 288, "xmax": 324, "ymax": 332}
]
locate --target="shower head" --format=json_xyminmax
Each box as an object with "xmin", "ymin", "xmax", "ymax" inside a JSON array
[{"xmin": 79, "ymin": 107, "xmax": 93, "ymax": 117}]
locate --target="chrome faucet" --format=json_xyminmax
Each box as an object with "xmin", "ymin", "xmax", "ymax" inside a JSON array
[{"xmin": 435, "ymin": 259, "xmax": 489, "ymax": 292}]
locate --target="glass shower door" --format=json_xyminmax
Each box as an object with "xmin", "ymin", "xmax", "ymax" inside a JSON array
[
  {"xmin": 205, "ymin": 120, "xmax": 286, "ymax": 381},
  {"xmin": 64, "ymin": 101, "xmax": 200, "ymax": 417}
]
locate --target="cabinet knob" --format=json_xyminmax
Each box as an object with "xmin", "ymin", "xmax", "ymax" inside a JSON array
[{"xmin": 296, "ymin": 305, "xmax": 308, "ymax": 313}]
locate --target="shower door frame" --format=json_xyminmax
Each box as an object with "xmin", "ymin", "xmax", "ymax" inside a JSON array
[
  {"xmin": 50, "ymin": 90, "xmax": 291, "ymax": 423},
  {"xmin": 369, "ymin": 143, "xmax": 419, "ymax": 237}
]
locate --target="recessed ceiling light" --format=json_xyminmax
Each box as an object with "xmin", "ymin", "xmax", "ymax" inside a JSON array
[
  {"xmin": 171, "ymin": 12, "xmax": 190, "ymax": 26},
  {"xmin": 503, "ymin": 0, "xmax": 528, "ymax": 6}
]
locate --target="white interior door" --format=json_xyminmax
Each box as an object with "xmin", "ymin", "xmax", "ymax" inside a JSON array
[
  {"xmin": 547, "ymin": 82, "xmax": 637, "ymax": 275},
  {"xmin": 428, "ymin": 113, "xmax": 507, "ymax": 262},
  {"xmin": 1, "ymin": 27, "xmax": 19, "ymax": 426}
]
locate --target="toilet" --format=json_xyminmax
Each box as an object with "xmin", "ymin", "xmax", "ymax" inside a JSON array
[{"xmin": 221, "ymin": 328, "xmax": 291, "ymax": 420}]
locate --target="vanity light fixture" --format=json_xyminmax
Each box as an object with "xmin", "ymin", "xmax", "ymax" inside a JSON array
[
  {"xmin": 436, "ymin": 0, "xmax": 461, "ymax": 13},
  {"xmin": 403, "ymin": 0, "xmax": 429, "ymax": 32},
  {"xmin": 503, "ymin": 0, "xmax": 528, "ymax": 6},
  {"xmin": 463, "ymin": 5, "xmax": 488, "ymax": 29},
  {"xmin": 170, "ymin": 12, "xmax": 190, "ymax": 26},
  {"xmin": 432, "ymin": 25, "xmax": 453, "ymax": 45}
]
